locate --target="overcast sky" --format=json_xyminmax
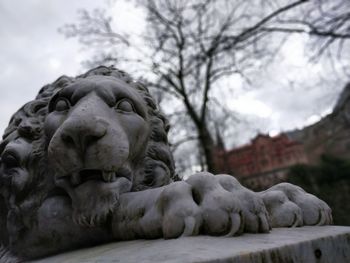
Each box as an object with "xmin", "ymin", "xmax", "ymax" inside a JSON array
[{"xmin": 0, "ymin": 0, "xmax": 348, "ymax": 146}]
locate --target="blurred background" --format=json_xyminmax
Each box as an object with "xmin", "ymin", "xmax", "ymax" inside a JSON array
[{"xmin": 1, "ymin": 0, "xmax": 349, "ymax": 225}]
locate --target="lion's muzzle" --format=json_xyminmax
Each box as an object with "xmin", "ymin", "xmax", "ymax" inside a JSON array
[{"xmin": 60, "ymin": 116, "xmax": 108, "ymax": 156}]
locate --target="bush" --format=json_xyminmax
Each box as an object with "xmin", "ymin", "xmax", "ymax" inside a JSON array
[{"xmin": 287, "ymin": 155, "xmax": 350, "ymax": 225}]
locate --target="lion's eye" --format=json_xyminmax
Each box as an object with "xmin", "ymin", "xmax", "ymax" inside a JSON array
[
  {"xmin": 54, "ymin": 98, "xmax": 70, "ymax": 112},
  {"xmin": 116, "ymin": 100, "xmax": 135, "ymax": 113},
  {"xmin": 2, "ymin": 152, "xmax": 19, "ymax": 169}
]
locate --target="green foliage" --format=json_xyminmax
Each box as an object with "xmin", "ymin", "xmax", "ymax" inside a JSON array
[
  {"xmin": 289, "ymin": 155, "xmax": 350, "ymax": 184},
  {"xmin": 287, "ymin": 155, "xmax": 350, "ymax": 225}
]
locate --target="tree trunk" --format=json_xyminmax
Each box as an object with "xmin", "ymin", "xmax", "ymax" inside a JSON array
[
  {"xmin": 181, "ymin": 96, "xmax": 217, "ymax": 173},
  {"xmin": 198, "ymin": 126, "xmax": 216, "ymax": 173}
]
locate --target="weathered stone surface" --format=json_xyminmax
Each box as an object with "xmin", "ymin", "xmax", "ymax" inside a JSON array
[{"xmin": 33, "ymin": 226, "xmax": 350, "ymax": 263}]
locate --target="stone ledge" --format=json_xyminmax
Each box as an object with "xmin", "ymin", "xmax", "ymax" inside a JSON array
[{"xmin": 33, "ymin": 226, "xmax": 350, "ymax": 263}]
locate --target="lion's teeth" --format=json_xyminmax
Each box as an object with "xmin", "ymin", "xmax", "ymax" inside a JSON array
[
  {"xmin": 102, "ymin": 171, "xmax": 114, "ymax": 182},
  {"xmin": 71, "ymin": 172, "xmax": 81, "ymax": 186}
]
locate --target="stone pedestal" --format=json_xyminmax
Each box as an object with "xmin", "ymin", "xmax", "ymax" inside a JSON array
[{"xmin": 33, "ymin": 226, "xmax": 350, "ymax": 263}]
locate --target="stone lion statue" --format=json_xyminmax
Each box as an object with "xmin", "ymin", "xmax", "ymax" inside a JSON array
[{"xmin": 0, "ymin": 66, "xmax": 332, "ymax": 261}]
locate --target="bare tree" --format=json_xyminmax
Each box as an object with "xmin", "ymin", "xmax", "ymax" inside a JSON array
[
  {"xmin": 262, "ymin": 0, "xmax": 350, "ymax": 62},
  {"xmin": 60, "ymin": 0, "xmax": 348, "ymax": 173}
]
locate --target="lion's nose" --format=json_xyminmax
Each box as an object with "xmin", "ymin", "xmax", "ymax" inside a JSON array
[{"xmin": 60, "ymin": 119, "xmax": 107, "ymax": 153}]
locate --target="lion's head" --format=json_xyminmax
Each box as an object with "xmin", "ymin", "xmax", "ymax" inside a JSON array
[{"xmin": 0, "ymin": 66, "xmax": 175, "ymax": 253}]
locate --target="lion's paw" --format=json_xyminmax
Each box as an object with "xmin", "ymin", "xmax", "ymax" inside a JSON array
[
  {"xmin": 214, "ymin": 174, "xmax": 271, "ymax": 233},
  {"xmin": 184, "ymin": 173, "xmax": 270, "ymax": 235},
  {"xmin": 260, "ymin": 190, "xmax": 303, "ymax": 227},
  {"xmin": 260, "ymin": 183, "xmax": 332, "ymax": 227},
  {"xmin": 159, "ymin": 173, "xmax": 245, "ymax": 237},
  {"xmin": 159, "ymin": 181, "xmax": 202, "ymax": 238},
  {"xmin": 185, "ymin": 173, "xmax": 244, "ymax": 236}
]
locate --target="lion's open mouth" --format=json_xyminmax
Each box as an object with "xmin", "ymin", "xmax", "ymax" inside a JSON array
[{"xmin": 56, "ymin": 168, "xmax": 132, "ymax": 187}]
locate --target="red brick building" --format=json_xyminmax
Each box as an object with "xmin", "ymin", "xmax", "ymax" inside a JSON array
[{"xmin": 214, "ymin": 133, "xmax": 308, "ymax": 178}]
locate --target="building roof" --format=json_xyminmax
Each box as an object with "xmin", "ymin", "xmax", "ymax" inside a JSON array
[{"xmin": 225, "ymin": 133, "xmax": 302, "ymax": 156}]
